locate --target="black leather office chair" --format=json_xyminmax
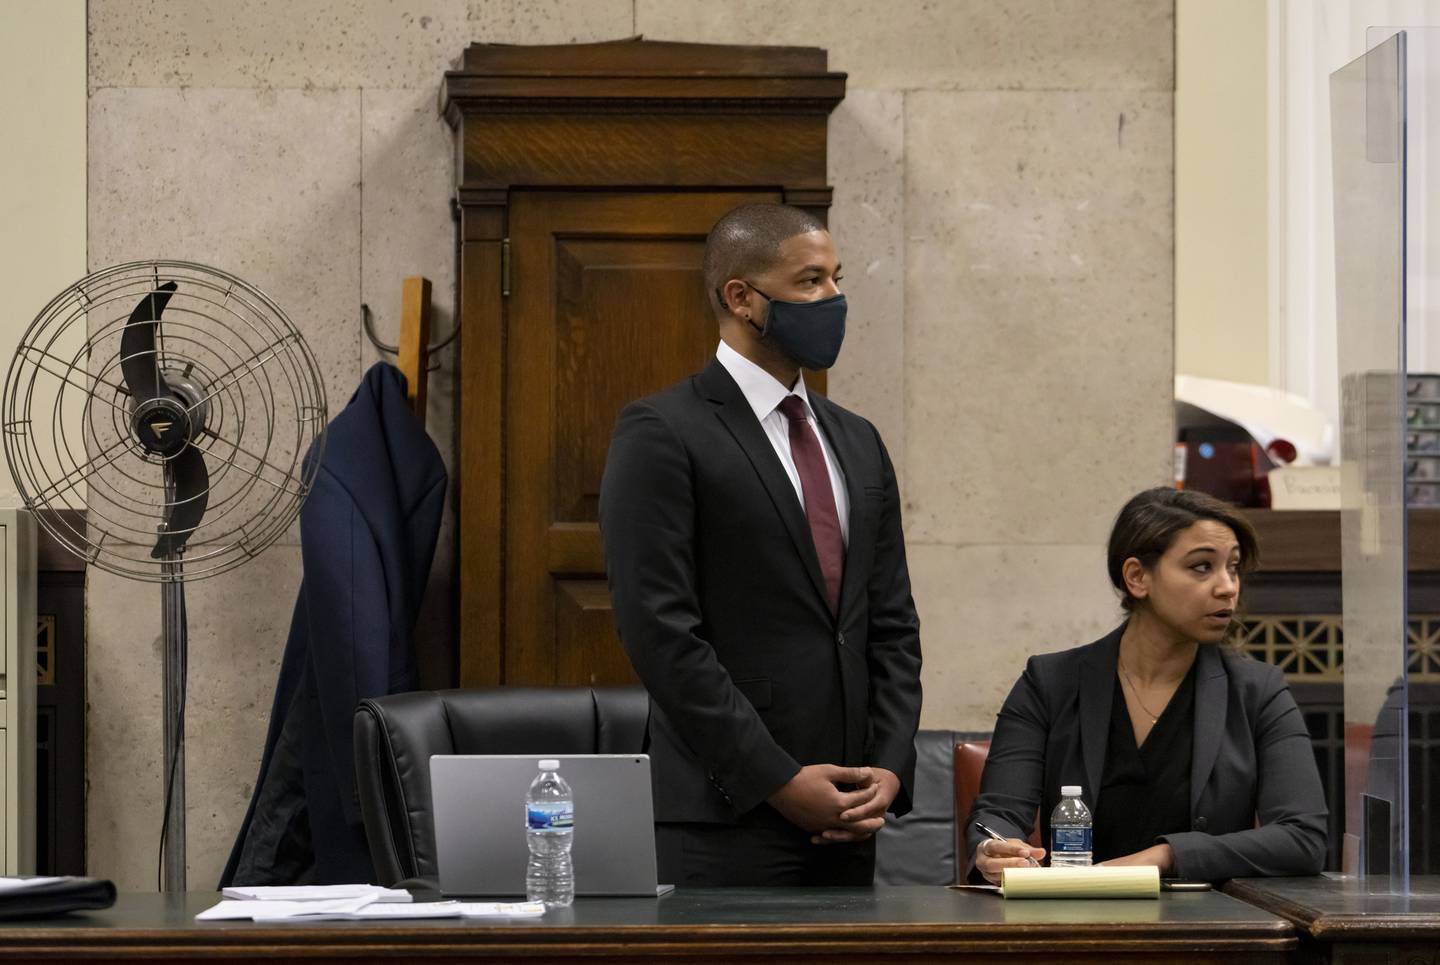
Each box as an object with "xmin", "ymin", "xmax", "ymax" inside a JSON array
[
  {"xmin": 873, "ymin": 729, "xmax": 961, "ymax": 885},
  {"xmin": 352, "ymin": 687, "xmax": 649, "ymax": 886}
]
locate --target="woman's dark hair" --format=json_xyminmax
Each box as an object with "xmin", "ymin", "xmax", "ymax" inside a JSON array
[{"xmin": 1107, "ymin": 487, "xmax": 1260, "ymax": 612}]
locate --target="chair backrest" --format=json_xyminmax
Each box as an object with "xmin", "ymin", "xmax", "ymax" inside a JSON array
[
  {"xmin": 953, "ymin": 740, "xmax": 992, "ymax": 856},
  {"xmin": 953, "ymin": 739, "xmax": 1041, "ymax": 863},
  {"xmin": 352, "ymin": 686, "xmax": 649, "ymax": 885},
  {"xmin": 873, "ymin": 729, "xmax": 959, "ymax": 884}
]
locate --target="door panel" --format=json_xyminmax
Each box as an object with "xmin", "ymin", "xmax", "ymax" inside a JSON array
[{"xmin": 505, "ymin": 190, "xmax": 779, "ymax": 685}]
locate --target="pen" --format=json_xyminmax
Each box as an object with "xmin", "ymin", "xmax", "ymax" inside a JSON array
[{"xmin": 974, "ymin": 821, "xmax": 1040, "ymax": 867}]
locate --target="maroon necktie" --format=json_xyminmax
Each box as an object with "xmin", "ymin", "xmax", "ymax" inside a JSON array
[{"xmin": 778, "ymin": 395, "xmax": 843, "ymax": 615}]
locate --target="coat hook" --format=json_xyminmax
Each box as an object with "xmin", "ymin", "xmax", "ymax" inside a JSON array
[{"xmin": 361, "ymin": 302, "xmax": 458, "ymax": 356}]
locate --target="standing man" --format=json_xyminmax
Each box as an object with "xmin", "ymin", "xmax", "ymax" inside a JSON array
[{"xmin": 599, "ymin": 203, "xmax": 923, "ymax": 885}]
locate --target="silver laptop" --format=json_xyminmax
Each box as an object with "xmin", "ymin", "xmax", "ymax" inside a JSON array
[{"xmin": 430, "ymin": 754, "xmax": 671, "ymax": 897}]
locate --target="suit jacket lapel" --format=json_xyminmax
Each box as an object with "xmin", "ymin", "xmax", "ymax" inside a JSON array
[
  {"xmin": 1190, "ymin": 644, "xmax": 1227, "ymax": 813},
  {"xmin": 698, "ymin": 359, "xmax": 831, "ymax": 612},
  {"xmin": 809, "ymin": 396, "xmax": 868, "ymax": 623},
  {"xmin": 1078, "ymin": 628, "xmax": 1121, "ymax": 807}
]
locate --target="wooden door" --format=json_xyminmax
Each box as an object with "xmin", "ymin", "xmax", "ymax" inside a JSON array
[
  {"xmin": 445, "ymin": 39, "xmax": 844, "ymax": 688},
  {"xmin": 505, "ymin": 189, "xmax": 777, "ymax": 685}
]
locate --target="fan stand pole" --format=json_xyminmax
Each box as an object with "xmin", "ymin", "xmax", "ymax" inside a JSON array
[{"xmin": 160, "ymin": 552, "xmax": 187, "ymax": 892}]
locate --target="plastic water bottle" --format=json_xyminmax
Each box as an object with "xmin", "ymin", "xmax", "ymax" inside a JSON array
[
  {"xmin": 525, "ymin": 759, "xmax": 575, "ymax": 907},
  {"xmin": 1049, "ymin": 785, "xmax": 1093, "ymax": 867}
]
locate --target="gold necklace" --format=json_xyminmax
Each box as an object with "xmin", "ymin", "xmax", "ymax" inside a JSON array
[{"xmin": 1117, "ymin": 659, "xmax": 1163, "ymax": 723}]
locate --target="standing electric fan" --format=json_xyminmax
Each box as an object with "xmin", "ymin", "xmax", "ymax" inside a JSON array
[{"xmin": 2, "ymin": 261, "xmax": 328, "ymax": 891}]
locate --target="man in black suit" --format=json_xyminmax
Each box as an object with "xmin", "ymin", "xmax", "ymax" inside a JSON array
[{"xmin": 599, "ymin": 203, "xmax": 923, "ymax": 885}]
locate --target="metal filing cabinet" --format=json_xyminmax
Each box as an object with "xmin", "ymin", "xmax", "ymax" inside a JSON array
[{"xmin": 0, "ymin": 509, "xmax": 36, "ymax": 874}]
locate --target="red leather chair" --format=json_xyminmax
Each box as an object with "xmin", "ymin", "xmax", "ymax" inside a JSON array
[
  {"xmin": 953, "ymin": 740, "xmax": 1041, "ymax": 867},
  {"xmin": 1343, "ymin": 722, "xmax": 1374, "ymax": 846}
]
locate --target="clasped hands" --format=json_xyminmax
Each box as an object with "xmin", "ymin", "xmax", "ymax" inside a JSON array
[
  {"xmin": 975, "ymin": 838, "xmax": 1174, "ymax": 885},
  {"xmin": 767, "ymin": 764, "xmax": 900, "ymax": 845}
]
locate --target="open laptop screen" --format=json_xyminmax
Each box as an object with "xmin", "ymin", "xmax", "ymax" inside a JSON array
[{"xmin": 430, "ymin": 754, "xmax": 662, "ymax": 897}]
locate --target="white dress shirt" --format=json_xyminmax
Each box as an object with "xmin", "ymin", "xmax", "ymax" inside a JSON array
[{"xmin": 715, "ymin": 340, "xmax": 850, "ymax": 545}]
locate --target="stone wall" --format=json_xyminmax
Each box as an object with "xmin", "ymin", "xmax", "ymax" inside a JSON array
[{"xmin": 86, "ymin": 0, "xmax": 1173, "ymax": 888}]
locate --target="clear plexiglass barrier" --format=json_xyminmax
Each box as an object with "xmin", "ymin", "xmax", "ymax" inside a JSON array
[{"xmin": 1334, "ymin": 27, "xmax": 1440, "ymax": 892}]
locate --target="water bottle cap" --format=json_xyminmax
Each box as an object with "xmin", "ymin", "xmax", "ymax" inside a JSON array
[
  {"xmin": 539, "ymin": 759, "xmax": 560, "ymax": 770},
  {"xmin": 1061, "ymin": 785, "xmax": 1082, "ymax": 796}
]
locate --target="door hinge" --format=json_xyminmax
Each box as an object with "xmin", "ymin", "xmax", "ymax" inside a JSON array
[{"xmin": 501, "ymin": 237, "xmax": 512, "ymax": 297}]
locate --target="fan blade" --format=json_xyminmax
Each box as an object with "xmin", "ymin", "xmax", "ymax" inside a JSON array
[
  {"xmin": 152, "ymin": 444, "xmax": 210, "ymax": 559},
  {"xmin": 120, "ymin": 281, "xmax": 177, "ymax": 404}
]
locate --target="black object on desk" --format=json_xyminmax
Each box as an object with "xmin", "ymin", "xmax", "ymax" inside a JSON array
[{"xmin": 0, "ymin": 877, "xmax": 116, "ymax": 919}]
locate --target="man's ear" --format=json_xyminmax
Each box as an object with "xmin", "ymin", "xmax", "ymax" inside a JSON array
[
  {"xmin": 1122, "ymin": 557, "xmax": 1150, "ymax": 602},
  {"xmin": 721, "ymin": 279, "xmax": 752, "ymax": 319}
]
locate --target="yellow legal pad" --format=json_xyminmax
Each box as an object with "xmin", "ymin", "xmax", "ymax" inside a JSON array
[{"xmin": 1000, "ymin": 865, "xmax": 1160, "ymax": 899}]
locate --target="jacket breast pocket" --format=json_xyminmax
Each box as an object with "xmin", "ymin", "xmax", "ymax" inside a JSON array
[{"xmin": 732, "ymin": 677, "xmax": 772, "ymax": 711}]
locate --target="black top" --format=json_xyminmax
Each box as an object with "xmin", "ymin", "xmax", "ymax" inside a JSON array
[{"xmin": 1093, "ymin": 662, "xmax": 1196, "ymax": 863}]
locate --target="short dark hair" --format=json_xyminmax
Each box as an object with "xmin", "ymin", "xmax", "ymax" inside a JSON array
[
  {"xmin": 1106, "ymin": 487, "xmax": 1260, "ymax": 613},
  {"xmin": 703, "ymin": 203, "xmax": 826, "ymax": 316}
]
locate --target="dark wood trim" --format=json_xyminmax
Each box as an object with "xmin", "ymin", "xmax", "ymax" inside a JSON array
[
  {"xmin": 1241, "ymin": 510, "xmax": 1339, "ymax": 573},
  {"xmin": 453, "ymin": 38, "xmax": 833, "ymax": 74},
  {"xmin": 1224, "ymin": 877, "xmax": 1440, "ymax": 943},
  {"xmin": 0, "ymin": 892, "xmax": 1298, "ymax": 964},
  {"xmin": 456, "ymin": 200, "xmax": 506, "ymax": 688},
  {"xmin": 34, "ymin": 510, "xmax": 87, "ymax": 874},
  {"xmin": 34, "ymin": 509, "xmax": 86, "ymax": 572},
  {"xmin": 1241, "ymin": 508, "xmax": 1440, "ymax": 573}
]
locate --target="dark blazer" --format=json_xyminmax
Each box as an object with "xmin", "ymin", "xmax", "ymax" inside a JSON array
[
  {"xmin": 966, "ymin": 625, "xmax": 1328, "ymax": 882},
  {"xmin": 221, "ymin": 363, "xmax": 447, "ymax": 885},
  {"xmin": 599, "ymin": 356, "xmax": 923, "ymax": 825}
]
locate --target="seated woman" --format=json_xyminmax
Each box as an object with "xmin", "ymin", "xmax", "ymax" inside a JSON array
[{"xmin": 968, "ymin": 487, "xmax": 1327, "ymax": 883}]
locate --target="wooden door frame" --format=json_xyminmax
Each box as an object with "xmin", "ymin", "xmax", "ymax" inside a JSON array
[{"xmin": 441, "ymin": 40, "xmax": 845, "ymax": 686}]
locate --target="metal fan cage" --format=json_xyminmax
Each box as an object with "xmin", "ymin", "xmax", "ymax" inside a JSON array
[{"xmin": 3, "ymin": 260, "xmax": 327, "ymax": 581}]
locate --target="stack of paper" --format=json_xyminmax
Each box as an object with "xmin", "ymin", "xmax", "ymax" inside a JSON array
[
  {"xmin": 221, "ymin": 885, "xmax": 411, "ymax": 903},
  {"xmin": 197, "ymin": 884, "xmax": 545, "ymax": 921},
  {"xmin": 1000, "ymin": 865, "xmax": 1160, "ymax": 899}
]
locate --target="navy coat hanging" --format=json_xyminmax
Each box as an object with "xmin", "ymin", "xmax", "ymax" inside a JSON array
[{"xmin": 221, "ymin": 363, "xmax": 446, "ymax": 885}]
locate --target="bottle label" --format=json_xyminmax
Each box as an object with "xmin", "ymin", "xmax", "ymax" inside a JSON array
[
  {"xmin": 1052, "ymin": 826, "xmax": 1092, "ymax": 853},
  {"xmin": 527, "ymin": 802, "xmax": 574, "ymax": 831}
]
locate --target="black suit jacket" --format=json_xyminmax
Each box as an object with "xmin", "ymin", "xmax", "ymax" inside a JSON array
[
  {"xmin": 599, "ymin": 357, "xmax": 923, "ymax": 825},
  {"xmin": 966, "ymin": 625, "xmax": 1328, "ymax": 882}
]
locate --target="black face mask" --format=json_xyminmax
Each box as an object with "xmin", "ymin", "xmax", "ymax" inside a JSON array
[{"xmin": 729, "ymin": 283, "xmax": 848, "ymax": 371}]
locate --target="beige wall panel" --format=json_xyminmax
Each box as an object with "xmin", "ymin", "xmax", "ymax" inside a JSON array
[
  {"xmin": 826, "ymin": 90, "xmax": 906, "ymax": 472},
  {"xmin": 910, "ymin": 542, "xmax": 1121, "ymax": 731},
  {"xmin": 86, "ymin": 545, "xmax": 300, "ymax": 890},
  {"xmin": 360, "ymin": 87, "xmax": 458, "ymax": 690},
  {"xmin": 0, "ymin": 0, "xmax": 86, "ymax": 508},
  {"xmin": 88, "ymin": 87, "xmax": 363, "ymax": 476},
  {"xmin": 636, "ymin": 0, "xmax": 1173, "ymax": 92},
  {"xmin": 903, "ymin": 90, "xmax": 1173, "ymax": 549},
  {"xmin": 89, "ymin": 0, "xmax": 634, "ymax": 90},
  {"xmin": 87, "ymin": 85, "xmax": 362, "ymax": 880}
]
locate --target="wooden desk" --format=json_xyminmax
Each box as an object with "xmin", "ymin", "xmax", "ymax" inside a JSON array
[
  {"xmin": 0, "ymin": 888, "xmax": 1294, "ymax": 964},
  {"xmin": 1226, "ymin": 875, "xmax": 1440, "ymax": 964}
]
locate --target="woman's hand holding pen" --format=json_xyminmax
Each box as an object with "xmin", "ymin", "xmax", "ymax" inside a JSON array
[{"xmin": 975, "ymin": 838, "xmax": 1047, "ymax": 885}]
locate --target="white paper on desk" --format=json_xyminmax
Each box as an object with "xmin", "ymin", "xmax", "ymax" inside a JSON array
[
  {"xmin": 454, "ymin": 902, "xmax": 546, "ymax": 918},
  {"xmin": 221, "ymin": 885, "xmax": 411, "ymax": 902},
  {"xmin": 198, "ymin": 898, "xmax": 375, "ymax": 921},
  {"xmin": 198, "ymin": 898, "xmax": 546, "ymax": 922},
  {"xmin": 337, "ymin": 901, "xmax": 544, "ymax": 919},
  {"xmin": 0, "ymin": 877, "xmax": 69, "ymax": 893}
]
